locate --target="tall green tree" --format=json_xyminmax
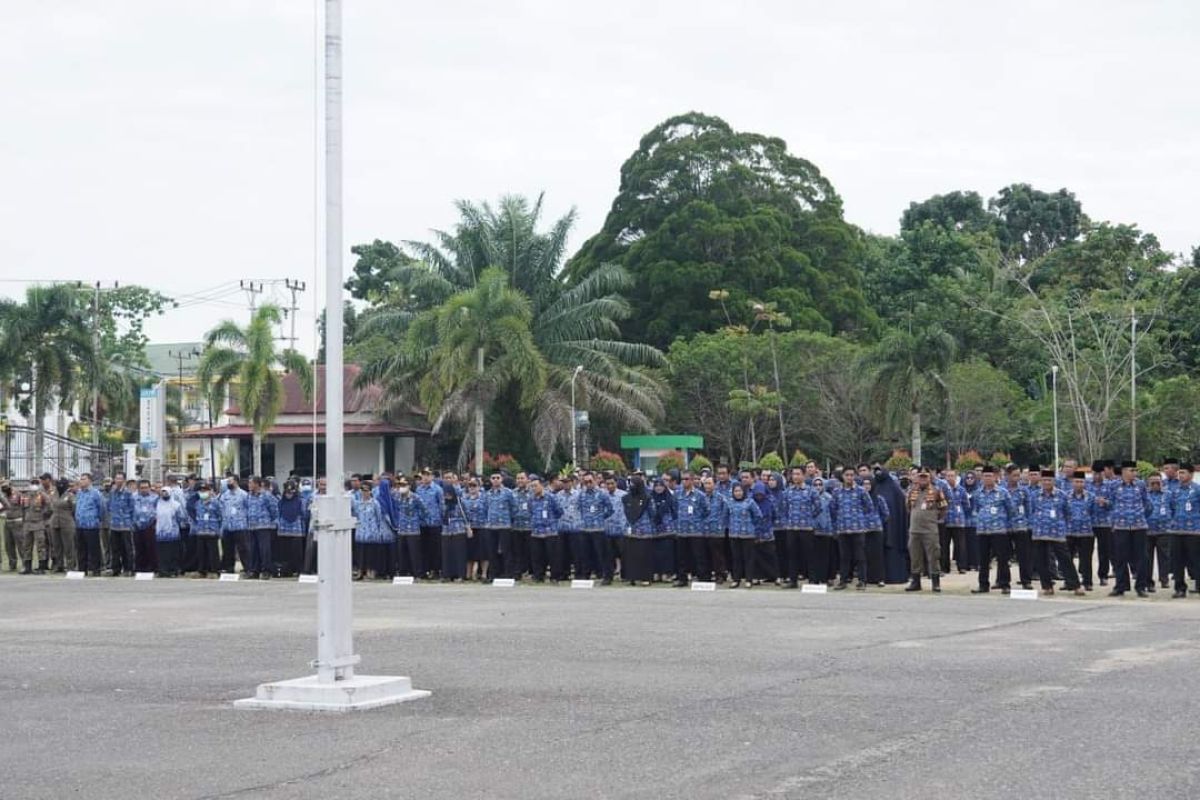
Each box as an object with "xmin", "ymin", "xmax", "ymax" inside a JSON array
[
  {"xmin": 197, "ymin": 305, "xmax": 313, "ymax": 477},
  {"xmin": 0, "ymin": 285, "xmax": 96, "ymax": 474},
  {"xmin": 566, "ymin": 112, "xmax": 878, "ymax": 348},
  {"xmin": 356, "ymin": 194, "xmax": 665, "ymax": 468},
  {"xmin": 862, "ymin": 323, "xmax": 957, "ymax": 466}
]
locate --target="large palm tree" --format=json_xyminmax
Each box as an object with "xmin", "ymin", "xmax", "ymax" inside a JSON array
[
  {"xmin": 862, "ymin": 323, "xmax": 957, "ymax": 466},
  {"xmin": 197, "ymin": 305, "xmax": 313, "ymax": 477},
  {"xmin": 0, "ymin": 286, "xmax": 95, "ymax": 474},
  {"xmin": 359, "ymin": 194, "xmax": 666, "ymax": 467}
]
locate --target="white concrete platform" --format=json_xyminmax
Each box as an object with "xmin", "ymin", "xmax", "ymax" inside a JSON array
[{"xmin": 234, "ymin": 674, "xmax": 430, "ymax": 712}]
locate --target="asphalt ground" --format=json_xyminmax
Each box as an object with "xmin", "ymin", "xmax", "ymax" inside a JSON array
[{"xmin": 1, "ymin": 570, "xmax": 1199, "ymax": 799}]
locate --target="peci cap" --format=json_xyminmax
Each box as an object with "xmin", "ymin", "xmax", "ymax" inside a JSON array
[
  {"xmin": 1040, "ymin": 469, "xmax": 1056, "ymax": 478},
  {"xmin": 1072, "ymin": 470, "xmax": 1086, "ymax": 480},
  {"xmin": 1120, "ymin": 460, "xmax": 1138, "ymax": 470}
]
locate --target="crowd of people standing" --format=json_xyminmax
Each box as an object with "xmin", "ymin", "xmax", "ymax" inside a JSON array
[{"xmin": 1, "ymin": 456, "xmax": 1197, "ymax": 600}]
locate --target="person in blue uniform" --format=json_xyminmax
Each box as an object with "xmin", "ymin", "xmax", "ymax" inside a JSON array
[
  {"xmin": 940, "ymin": 469, "xmax": 972, "ymax": 574},
  {"xmin": 1029, "ymin": 469, "xmax": 1083, "ymax": 595},
  {"xmin": 1004, "ymin": 465, "xmax": 1035, "ymax": 590},
  {"xmin": 352, "ymin": 482, "xmax": 392, "ymax": 580},
  {"xmin": 672, "ymin": 471, "xmax": 708, "ymax": 587},
  {"xmin": 190, "ymin": 483, "xmax": 223, "ymax": 578},
  {"xmin": 275, "ymin": 481, "xmax": 309, "ymax": 577},
  {"xmin": 1145, "ymin": 472, "xmax": 1172, "ymax": 592},
  {"xmin": 218, "ymin": 476, "xmax": 250, "ymax": 575},
  {"xmin": 1105, "ymin": 460, "xmax": 1153, "ymax": 597},
  {"xmin": 971, "ymin": 466, "xmax": 1012, "ymax": 593},
  {"xmin": 72, "ymin": 472, "xmax": 106, "ymax": 577},
  {"xmin": 528, "ymin": 476, "xmax": 564, "ymax": 582},
  {"xmin": 154, "ymin": 486, "xmax": 187, "ymax": 577},
  {"xmin": 1064, "ymin": 470, "xmax": 1098, "ymax": 590},
  {"xmin": 1091, "ymin": 460, "xmax": 1116, "ymax": 585},
  {"xmin": 961, "ymin": 468, "xmax": 980, "ymax": 570},
  {"xmin": 577, "ymin": 472, "xmax": 614, "ymax": 582},
  {"xmin": 391, "ymin": 477, "xmax": 429, "ymax": 579},
  {"xmin": 861, "ymin": 475, "xmax": 889, "ymax": 587},
  {"xmin": 483, "ymin": 472, "xmax": 519, "ymax": 581},
  {"xmin": 510, "ymin": 472, "xmax": 534, "ymax": 580},
  {"xmin": 245, "ymin": 477, "xmax": 278, "ymax": 579},
  {"xmin": 416, "ymin": 469, "xmax": 445, "ymax": 579},
  {"xmin": 810, "ymin": 478, "xmax": 835, "ymax": 585},
  {"xmin": 622, "ymin": 474, "xmax": 656, "ymax": 585},
  {"xmin": 131, "ymin": 480, "xmax": 160, "ymax": 574},
  {"xmin": 832, "ymin": 468, "xmax": 873, "ymax": 590},
  {"xmin": 724, "ymin": 483, "xmax": 763, "ymax": 589},
  {"xmin": 106, "ymin": 473, "xmax": 136, "ymax": 577},
  {"xmin": 439, "ymin": 472, "xmax": 469, "ymax": 582},
  {"xmin": 779, "ymin": 468, "xmax": 817, "ymax": 588},
  {"xmin": 1168, "ymin": 463, "xmax": 1200, "ymax": 597},
  {"xmin": 460, "ymin": 478, "xmax": 487, "ymax": 580},
  {"xmin": 601, "ymin": 475, "xmax": 627, "ymax": 585}
]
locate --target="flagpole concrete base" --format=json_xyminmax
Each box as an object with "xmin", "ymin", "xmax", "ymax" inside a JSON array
[{"xmin": 234, "ymin": 674, "xmax": 430, "ymax": 712}]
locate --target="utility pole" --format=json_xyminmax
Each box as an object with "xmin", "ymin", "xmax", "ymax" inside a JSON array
[
  {"xmin": 168, "ymin": 348, "xmax": 201, "ymax": 469},
  {"xmin": 240, "ymin": 280, "xmax": 264, "ymax": 313},
  {"xmin": 1131, "ymin": 309, "xmax": 1137, "ymax": 461},
  {"xmin": 281, "ymin": 279, "xmax": 307, "ymax": 352},
  {"xmin": 88, "ymin": 281, "xmax": 120, "ymax": 461}
]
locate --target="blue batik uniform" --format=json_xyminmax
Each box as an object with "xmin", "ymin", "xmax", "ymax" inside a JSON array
[
  {"xmin": 1029, "ymin": 488, "xmax": 1068, "ymax": 541},
  {"xmin": 780, "ymin": 485, "xmax": 817, "ymax": 530},
  {"xmin": 460, "ymin": 493, "xmax": 487, "ymax": 529},
  {"xmin": 132, "ymin": 492, "xmax": 158, "ymax": 532},
  {"xmin": 1147, "ymin": 488, "xmax": 1172, "ymax": 534},
  {"xmin": 155, "ymin": 498, "xmax": 187, "ymax": 542},
  {"xmin": 576, "ymin": 488, "xmax": 613, "ymax": 531},
  {"xmin": 674, "ymin": 488, "xmax": 708, "ymax": 537},
  {"xmin": 974, "ymin": 486, "xmax": 1011, "ymax": 534},
  {"xmin": 830, "ymin": 485, "xmax": 873, "ymax": 534},
  {"xmin": 604, "ymin": 490, "xmax": 628, "ymax": 537},
  {"xmin": 277, "ymin": 495, "xmax": 309, "ymax": 537},
  {"xmin": 702, "ymin": 490, "xmax": 725, "ymax": 537},
  {"xmin": 218, "ymin": 488, "xmax": 249, "ymax": 533},
  {"xmin": 74, "ymin": 487, "xmax": 106, "ymax": 529},
  {"xmin": 1004, "ymin": 483, "xmax": 1031, "ymax": 530},
  {"xmin": 511, "ymin": 487, "xmax": 533, "ymax": 532},
  {"xmin": 1169, "ymin": 482, "xmax": 1200, "ymax": 534},
  {"xmin": 416, "ymin": 483, "xmax": 445, "ymax": 527},
  {"xmin": 557, "ymin": 489, "xmax": 582, "ymax": 534},
  {"xmin": 944, "ymin": 483, "xmax": 972, "ymax": 527},
  {"xmin": 352, "ymin": 495, "xmax": 391, "ymax": 544},
  {"xmin": 529, "ymin": 493, "xmax": 563, "ymax": 537},
  {"xmin": 443, "ymin": 487, "xmax": 470, "ymax": 535},
  {"xmin": 107, "ymin": 488, "xmax": 135, "ymax": 532},
  {"xmin": 484, "ymin": 487, "xmax": 518, "ymax": 529},
  {"xmin": 192, "ymin": 497, "xmax": 222, "ymax": 537},
  {"xmin": 1088, "ymin": 478, "xmax": 1113, "ymax": 528},
  {"xmin": 391, "ymin": 493, "xmax": 428, "ymax": 536},
  {"xmin": 1065, "ymin": 491, "xmax": 1097, "ymax": 537},
  {"xmin": 813, "ymin": 491, "xmax": 834, "ymax": 537},
  {"xmin": 246, "ymin": 491, "xmax": 278, "ymax": 532},
  {"xmin": 1105, "ymin": 481, "xmax": 1152, "ymax": 530},
  {"xmin": 723, "ymin": 496, "xmax": 763, "ymax": 539}
]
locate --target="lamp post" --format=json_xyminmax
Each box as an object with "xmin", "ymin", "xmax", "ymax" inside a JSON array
[
  {"xmin": 570, "ymin": 365, "xmax": 583, "ymax": 468},
  {"xmin": 236, "ymin": 0, "xmax": 427, "ymax": 711},
  {"xmin": 1051, "ymin": 364, "xmax": 1059, "ymax": 470}
]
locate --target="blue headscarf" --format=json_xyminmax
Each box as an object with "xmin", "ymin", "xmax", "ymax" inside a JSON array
[{"xmin": 375, "ymin": 477, "xmax": 397, "ymax": 527}]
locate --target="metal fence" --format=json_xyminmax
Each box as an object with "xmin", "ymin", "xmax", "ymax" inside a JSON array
[{"xmin": 0, "ymin": 425, "xmax": 123, "ymax": 482}]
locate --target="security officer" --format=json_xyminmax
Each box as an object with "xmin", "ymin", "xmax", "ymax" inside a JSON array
[
  {"xmin": 905, "ymin": 467, "xmax": 947, "ymax": 593},
  {"xmin": 1, "ymin": 483, "xmax": 22, "ymax": 572},
  {"xmin": 22, "ymin": 479, "xmax": 51, "ymax": 574}
]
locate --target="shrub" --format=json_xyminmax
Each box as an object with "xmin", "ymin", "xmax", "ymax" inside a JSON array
[
  {"xmin": 687, "ymin": 453, "xmax": 713, "ymax": 472},
  {"xmin": 466, "ymin": 451, "xmax": 524, "ymax": 476},
  {"xmin": 655, "ymin": 450, "xmax": 686, "ymax": 475},
  {"xmin": 589, "ymin": 449, "xmax": 627, "ymax": 475},
  {"xmin": 788, "ymin": 449, "xmax": 810, "ymax": 467},
  {"xmin": 988, "ymin": 451, "xmax": 1013, "ymax": 468},
  {"xmin": 759, "ymin": 451, "xmax": 786, "ymax": 472},
  {"xmin": 737, "ymin": 460, "xmax": 757, "ymax": 472},
  {"xmin": 1136, "ymin": 460, "xmax": 1158, "ymax": 480},
  {"xmin": 884, "ymin": 449, "xmax": 913, "ymax": 472},
  {"xmin": 954, "ymin": 449, "xmax": 984, "ymax": 472}
]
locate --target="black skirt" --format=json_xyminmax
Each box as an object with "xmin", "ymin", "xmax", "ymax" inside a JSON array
[
  {"xmin": 441, "ymin": 534, "xmax": 467, "ymax": 579},
  {"xmin": 623, "ymin": 537, "xmax": 654, "ymax": 583}
]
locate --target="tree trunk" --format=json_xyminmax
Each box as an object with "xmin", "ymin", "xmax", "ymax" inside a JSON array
[
  {"xmin": 474, "ymin": 347, "xmax": 485, "ymax": 476},
  {"xmin": 769, "ymin": 329, "xmax": 787, "ymax": 456},
  {"xmin": 33, "ymin": 393, "xmax": 44, "ymax": 477},
  {"xmin": 911, "ymin": 410, "xmax": 922, "ymax": 468},
  {"xmin": 748, "ymin": 419, "xmax": 758, "ymax": 465},
  {"xmin": 252, "ymin": 430, "xmax": 263, "ymax": 477}
]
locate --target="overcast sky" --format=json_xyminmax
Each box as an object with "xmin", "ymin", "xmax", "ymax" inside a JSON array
[{"xmin": 4, "ymin": 0, "xmax": 1197, "ymax": 362}]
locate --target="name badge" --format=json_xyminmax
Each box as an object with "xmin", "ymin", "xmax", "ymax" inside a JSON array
[
  {"xmin": 687, "ymin": 505, "xmax": 694, "ymax": 515},
  {"xmin": 920, "ymin": 502, "xmax": 928, "ymax": 511},
  {"xmin": 1049, "ymin": 509, "xmax": 1056, "ymax": 519},
  {"xmin": 590, "ymin": 506, "xmax": 597, "ymax": 513},
  {"xmin": 542, "ymin": 510, "xmax": 549, "ymax": 519},
  {"xmin": 1188, "ymin": 503, "xmax": 1194, "ymax": 512}
]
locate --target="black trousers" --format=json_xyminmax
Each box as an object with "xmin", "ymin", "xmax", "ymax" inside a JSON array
[
  {"xmin": 530, "ymin": 535, "xmax": 563, "ymax": 581},
  {"xmin": 303, "ymin": 530, "xmax": 318, "ymax": 574},
  {"xmin": 776, "ymin": 529, "xmax": 802, "ymax": 582},
  {"xmin": 180, "ymin": 527, "xmax": 197, "ymax": 573},
  {"xmin": 940, "ymin": 525, "xmax": 968, "ymax": 572},
  {"xmin": 730, "ymin": 537, "xmax": 756, "ymax": 581},
  {"xmin": 1147, "ymin": 533, "xmax": 1171, "ymax": 585},
  {"xmin": 195, "ymin": 537, "xmax": 220, "ymax": 574},
  {"xmin": 808, "ymin": 535, "xmax": 833, "ymax": 583},
  {"xmin": 838, "ymin": 532, "xmax": 866, "ymax": 585},
  {"xmin": 441, "ymin": 534, "xmax": 467, "ymax": 580},
  {"xmin": 1111, "ymin": 528, "xmax": 1149, "ymax": 592},
  {"xmin": 1034, "ymin": 539, "xmax": 1080, "ymax": 590},
  {"xmin": 565, "ymin": 532, "xmax": 591, "ymax": 578},
  {"xmin": 1093, "ymin": 526, "xmax": 1113, "ymax": 581},
  {"xmin": 134, "ymin": 527, "xmax": 158, "ymax": 573},
  {"xmin": 865, "ymin": 529, "xmax": 884, "ymax": 583},
  {"xmin": 396, "ymin": 535, "xmax": 423, "ymax": 577},
  {"xmin": 589, "ymin": 532, "xmax": 615, "ymax": 580},
  {"xmin": 158, "ymin": 540, "xmax": 181, "ymax": 575},
  {"xmin": 708, "ymin": 536, "xmax": 728, "ymax": 581},
  {"xmin": 511, "ymin": 529, "xmax": 532, "ymax": 578},
  {"xmin": 110, "ymin": 529, "xmax": 135, "ymax": 575},
  {"xmin": 1069, "ymin": 535, "xmax": 1096, "ymax": 587},
  {"xmin": 977, "ymin": 534, "xmax": 1011, "ymax": 590},
  {"xmin": 754, "ymin": 540, "xmax": 778, "ymax": 581},
  {"xmin": 75, "ymin": 528, "xmax": 101, "ymax": 574},
  {"xmin": 676, "ymin": 536, "xmax": 709, "ymax": 581},
  {"xmin": 488, "ymin": 528, "xmax": 513, "ymax": 578},
  {"xmin": 1010, "ymin": 529, "xmax": 1033, "ymax": 587},
  {"xmin": 220, "ymin": 532, "xmax": 241, "ymax": 573},
  {"xmin": 1171, "ymin": 534, "xmax": 1200, "ymax": 592},
  {"xmin": 419, "ymin": 526, "xmax": 442, "ymax": 576},
  {"xmin": 250, "ymin": 528, "xmax": 272, "ymax": 576}
]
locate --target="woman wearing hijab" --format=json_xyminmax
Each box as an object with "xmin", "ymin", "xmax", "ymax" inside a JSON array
[
  {"xmin": 440, "ymin": 474, "xmax": 469, "ymax": 582},
  {"xmin": 810, "ymin": 478, "xmax": 835, "ymax": 585},
  {"xmin": 861, "ymin": 476, "xmax": 888, "ymax": 587},
  {"xmin": 352, "ymin": 481, "xmax": 392, "ymax": 580},
  {"xmin": 650, "ymin": 478, "xmax": 677, "ymax": 581},
  {"xmin": 622, "ymin": 474, "xmax": 655, "ymax": 585},
  {"xmin": 751, "ymin": 479, "xmax": 778, "ymax": 585},
  {"xmin": 725, "ymin": 483, "xmax": 763, "ymax": 588},
  {"xmin": 460, "ymin": 478, "xmax": 487, "ymax": 580},
  {"xmin": 275, "ymin": 481, "xmax": 309, "ymax": 577}
]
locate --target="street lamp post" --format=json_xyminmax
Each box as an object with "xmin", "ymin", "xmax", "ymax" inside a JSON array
[
  {"xmin": 236, "ymin": 0, "xmax": 428, "ymax": 711},
  {"xmin": 1051, "ymin": 364, "xmax": 1059, "ymax": 470},
  {"xmin": 570, "ymin": 365, "xmax": 583, "ymax": 468}
]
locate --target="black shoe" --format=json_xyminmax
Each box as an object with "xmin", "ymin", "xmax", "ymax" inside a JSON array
[
  {"xmin": 1021, "ymin": 583, "xmax": 1033, "ymax": 590},
  {"xmin": 971, "ymin": 586, "xmax": 989, "ymax": 594},
  {"xmin": 1109, "ymin": 589, "xmax": 1125, "ymax": 597},
  {"xmin": 1099, "ymin": 578, "xmax": 1108, "ymax": 586},
  {"xmin": 6, "ymin": 562, "xmax": 14, "ymax": 572},
  {"xmin": 855, "ymin": 580, "xmax": 866, "ymax": 591},
  {"xmin": 729, "ymin": 580, "xmax": 742, "ymax": 589},
  {"xmin": 833, "ymin": 581, "xmax": 848, "ymax": 591},
  {"xmin": 1136, "ymin": 589, "xmax": 1149, "ymax": 598},
  {"xmin": 673, "ymin": 579, "xmax": 688, "ymax": 588},
  {"xmin": 1146, "ymin": 585, "xmax": 1156, "ymax": 593},
  {"xmin": 1172, "ymin": 590, "xmax": 1186, "ymax": 598},
  {"xmin": 20, "ymin": 562, "xmax": 32, "ymax": 575},
  {"xmin": 787, "ymin": 579, "xmax": 799, "ymax": 589},
  {"xmin": 905, "ymin": 576, "xmax": 922, "ymax": 592},
  {"xmin": 931, "ymin": 575, "xmax": 941, "ymax": 593},
  {"xmin": 600, "ymin": 577, "xmax": 612, "ymax": 586}
]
